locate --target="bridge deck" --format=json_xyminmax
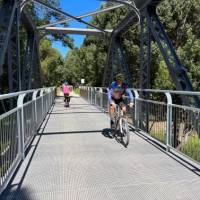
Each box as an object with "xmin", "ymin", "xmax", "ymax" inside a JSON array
[{"xmin": 1, "ymin": 97, "xmax": 200, "ymax": 200}]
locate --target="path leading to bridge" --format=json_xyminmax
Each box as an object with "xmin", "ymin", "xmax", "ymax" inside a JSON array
[{"xmin": 1, "ymin": 97, "xmax": 200, "ymax": 200}]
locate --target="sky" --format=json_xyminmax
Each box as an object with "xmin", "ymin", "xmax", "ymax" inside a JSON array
[{"xmin": 52, "ymin": 0, "xmax": 103, "ymax": 57}]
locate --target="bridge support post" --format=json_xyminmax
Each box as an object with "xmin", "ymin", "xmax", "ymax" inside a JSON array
[
  {"xmin": 100, "ymin": 88, "xmax": 103, "ymax": 108},
  {"xmin": 133, "ymin": 90, "xmax": 139, "ymax": 129},
  {"xmin": 90, "ymin": 87, "xmax": 92, "ymax": 104},
  {"xmin": 87, "ymin": 87, "xmax": 89, "ymax": 101},
  {"xmin": 40, "ymin": 89, "xmax": 44, "ymax": 120},
  {"xmin": 94, "ymin": 88, "xmax": 97, "ymax": 105},
  {"xmin": 17, "ymin": 93, "xmax": 26, "ymax": 160},
  {"xmin": 32, "ymin": 90, "xmax": 39, "ymax": 130},
  {"xmin": 165, "ymin": 92, "xmax": 172, "ymax": 152}
]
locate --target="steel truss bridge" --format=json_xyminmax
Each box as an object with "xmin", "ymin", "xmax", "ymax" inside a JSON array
[
  {"xmin": 0, "ymin": 0, "xmax": 200, "ymax": 199},
  {"xmin": 0, "ymin": 0, "xmax": 199, "ymax": 105}
]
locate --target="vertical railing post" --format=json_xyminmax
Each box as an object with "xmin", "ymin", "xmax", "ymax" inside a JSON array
[
  {"xmin": 165, "ymin": 92, "xmax": 172, "ymax": 152},
  {"xmin": 17, "ymin": 93, "xmax": 26, "ymax": 160},
  {"xmin": 86, "ymin": 87, "xmax": 88, "ymax": 101},
  {"xmin": 133, "ymin": 90, "xmax": 139, "ymax": 129},
  {"xmin": 95, "ymin": 88, "xmax": 97, "ymax": 105},
  {"xmin": 40, "ymin": 89, "xmax": 44, "ymax": 119},
  {"xmin": 47, "ymin": 88, "xmax": 51, "ymax": 111},
  {"xmin": 107, "ymin": 88, "xmax": 109, "ymax": 111},
  {"xmin": 90, "ymin": 87, "xmax": 93, "ymax": 103},
  {"xmin": 32, "ymin": 90, "xmax": 39, "ymax": 131},
  {"xmin": 100, "ymin": 88, "xmax": 103, "ymax": 108}
]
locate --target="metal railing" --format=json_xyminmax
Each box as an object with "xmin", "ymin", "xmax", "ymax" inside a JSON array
[
  {"xmin": 80, "ymin": 86, "xmax": 200, "ymax": 165},
  {"xmin": 0, "ymin": 87, "xmax": 55, "ymax": 194}
]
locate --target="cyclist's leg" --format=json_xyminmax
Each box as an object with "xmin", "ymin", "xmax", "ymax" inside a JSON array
[
  {"xmin": 119, "ymin": 100, "xmax": 126, "ymax": 115},
  {"xmin": 66, "ymin": 94, "xmax": 70, "ymax": 102},
  {"xmin": 109, "ymin": 104, "xmax": 115, "ymax": 130},
  {"xmin": 109, "ymin": 98, "xmax": 117, "ymax": 130},
  {"xmin": 64, "ymin": 94, "xmax": 67, "ymax": 102}
]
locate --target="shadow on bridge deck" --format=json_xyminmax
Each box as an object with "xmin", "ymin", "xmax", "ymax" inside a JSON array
[{"xmin": 1, "ymin": 97, "xmax": 200, "ymax": 200}]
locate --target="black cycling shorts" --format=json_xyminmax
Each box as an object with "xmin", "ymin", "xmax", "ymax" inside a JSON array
[{"xmin": 111, "ymin": 97, "xmax": 125, "ymax": 107}]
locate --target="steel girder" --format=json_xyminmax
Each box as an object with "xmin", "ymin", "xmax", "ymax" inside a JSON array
[
  {"xmin": 102, "ymin": 10, "xmax": 138, "ymax": 87},
  {"xmin": 102, "ymin": 37, "xmax": 134, "ymax": 87},
  {"xmin": 43, "ymin": 27, "xmax": 113, "ymax": 36},
  {"xmin": 37, "ymin": 4, "xmax": 125, "ymax": 30},
  {"xmin": 103, "ymin": 0, "xmax": 200, "ymax": 107},
  {"xmin": 0, "ymin": 0, "xmax": 18, "ymax": 76},
  {"xmin": 139, "ymin": 14, "xmax": 151, "ymax": 90},
  {"xmin": 0, "ymin": 0, "xmax": 21, "ymax": 93},
  {"xmin": 142, "ymin": 5, "xmax": 200, "ymax": 107},
  {"xmin": 21, "ymin": 10, "xmax": 41, "ymax": 90},
  {"xmin": 0, "ymin": 0, "xmax": 42, "ymax": 94}
]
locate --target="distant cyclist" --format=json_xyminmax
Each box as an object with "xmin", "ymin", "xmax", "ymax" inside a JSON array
[
  {"xmin": 62, "ymin": 82, "xmax": 71, "ymax": 107},
  {"xmin": 108, "ymin": 73, "xmax": 134, "ymax": 129}
]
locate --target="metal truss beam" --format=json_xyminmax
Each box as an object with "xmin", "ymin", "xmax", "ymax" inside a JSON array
[
  {"xmin": 43, "ymin": 27, "xmax": 112, "ymax": 36},
  {"xmin": 0, "ymin": 1, "xmax": 18, "ymax": 76},
  {"xmin": 139, "ymin": 14, "xmax": 151, "ymax": 90},
  {"xmin": 102, "ymin": 12, "xmax": 139, "ymax": 87},
  {"xmin": 102, "ymin": 35, "xmax": 133, "ymax": 87},
  {"xmin": 21, "ymin": 10, "xmax": 42, "ymax": 90},
  {"xmin": 37, "ymin": 4, "xmax": 124, "ymax": 30},
  {"xmin": 33, "ymin": 0, "xmax": 106, "ymax": 33},
  {"xmin": 143, "ymin": 5, "xmax": 200, "ymax": 107}
]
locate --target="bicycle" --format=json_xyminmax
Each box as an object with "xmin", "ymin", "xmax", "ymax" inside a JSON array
[{"xmin": 112, "ymin": 104, "xmax": 130, "ymax": 148}]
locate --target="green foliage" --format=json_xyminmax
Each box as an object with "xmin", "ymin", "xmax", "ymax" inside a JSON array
[
  {"xmin": 63, "ymin": 0, "xmax": 200, "ymax": 90},
  {"xmin": 182, "ymin": 133, "xmax": 200, "ymax": 162},
  {"xmin": 150, "ymin": 129, "xmax": 166, "ymax": 143},
  {"xmin": 73, "ymin": 88, "xmax": 80, "ymax": 95},
  {"xmin": 40, "ymin": 39, "xmax": 64, "ymax": 86},
  {"xmin": 154, "ymin": 60, "xmax": 174, "ymax": 90}
]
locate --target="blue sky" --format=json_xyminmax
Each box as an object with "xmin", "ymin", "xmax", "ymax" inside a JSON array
[{"xmin": 52, "ymin": 0, "xmax": 103, "ymax": 57}]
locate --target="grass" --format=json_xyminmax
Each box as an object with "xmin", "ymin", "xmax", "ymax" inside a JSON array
[
  {"xmin": 182, "ymin": 133, "xmax": 200, "ymax": 162},
  {"xmin": 73, "ymin": 88, "xmax": 80, "ymax": 95},
  {"xmin": 150, "ymin": 129, "xmax": 166, "ymax": 143}
]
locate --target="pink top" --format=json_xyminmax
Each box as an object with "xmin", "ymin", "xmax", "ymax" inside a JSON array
[{"xmin": 63, "ymin": 85, "xmax": 71, "ymax": 94}]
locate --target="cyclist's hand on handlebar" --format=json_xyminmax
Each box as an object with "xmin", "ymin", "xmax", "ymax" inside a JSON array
[{"xmin": 129, "ymin": 102, "xmax": 134, "ymax": 108}]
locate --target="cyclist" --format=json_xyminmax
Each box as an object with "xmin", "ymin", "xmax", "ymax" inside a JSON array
[
  {"xmin": 108, "ymin": 73, "xmax": 134, "ymax": 130},
  {"xmin": 62, "ymin": 82, "xmax": 71, "ymax": 107}
]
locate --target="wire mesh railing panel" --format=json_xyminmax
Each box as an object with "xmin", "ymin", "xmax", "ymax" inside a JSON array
[
  {"xmin": 23, "ymin": 102, "xmax": 35, "ymax": 149},
  {"xmin": 137, "ymin": 99, "xmax": 167, "ymax": 144},
  {"xmin": 123, "ymin": 96, "xmax": 135, "ymax": 126},
  {"xmin": 102, "ymin": 92, "xmax": 109, "ymax": 112},
  {"xmin": 36, "ymin": 97, "xmax": 43, "ymax": 128},
  {"xmin": 95, "ymin": 92, "xmax": 101, "ymax": 108},
  {"xmin": 0, "ymin": 109, "xmax": 20, "ymax": 189},
  {"xmin": 0, "ymin": 87, "xmax": 55, "ymax": 194},
  {"xmin": 91, "ymin": 90, "xmax": 96, "ymax": 105},
  {"xmin": 42, "ymin": 95, "xmax": 48, "ymax": 118},
  {"xmin": 79, "ymin": 86, "xmax": 200, "ymax": 164},
  {"xmin": 172, "ymin": 105, "xmax": 200, "ymax": 162}
]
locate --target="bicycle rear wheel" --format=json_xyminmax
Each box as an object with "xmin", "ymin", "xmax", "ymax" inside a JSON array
[{"xmin": 120, "ymin": 118, "xmax": 130, "ymax": 147}]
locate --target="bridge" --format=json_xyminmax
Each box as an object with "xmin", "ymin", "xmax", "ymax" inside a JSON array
[
  {"xmin": 0, "ymin": 0, "xmax": 200, "ymax": 199},
  {"xmin": 0, "ymin": 87, "xmax": 200, "ymax": 199}
]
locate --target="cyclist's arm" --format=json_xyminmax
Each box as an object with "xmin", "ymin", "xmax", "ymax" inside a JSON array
[
  {"xmin": 125, "ymin": 88, "xmax": 134, "ymax": 102},
  {"xmin": 108, "ymin": 88, "xmax": 113, "ymax": 104}
]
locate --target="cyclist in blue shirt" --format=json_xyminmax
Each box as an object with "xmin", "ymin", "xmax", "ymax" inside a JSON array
[{"xmin": 108, "ymin": 73, "xmax": 134, "ymax": 129}]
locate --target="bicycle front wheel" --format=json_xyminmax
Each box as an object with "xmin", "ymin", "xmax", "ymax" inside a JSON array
[{"xmin": 120, "ymin": 118, "xmax": 130, "ymax": 147}]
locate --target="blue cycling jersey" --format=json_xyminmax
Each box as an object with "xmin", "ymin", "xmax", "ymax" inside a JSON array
[{"xmin": 108, "ymin": 81, "xmax": 134, "ymax": 103}]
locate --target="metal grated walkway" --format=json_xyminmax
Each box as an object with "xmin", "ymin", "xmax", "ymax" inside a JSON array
[{"xmin": 1, "ymin": 97, "xmax": 200, "ymax": 200}]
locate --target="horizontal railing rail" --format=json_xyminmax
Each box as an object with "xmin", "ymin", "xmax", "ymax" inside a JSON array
[
  {"xmin": 80, "ymin": 86, "xmax": 200, "ymax": 165},
  {"xmin": 0, "ymin": 87, "xmax": 55, "ymax": 194}
]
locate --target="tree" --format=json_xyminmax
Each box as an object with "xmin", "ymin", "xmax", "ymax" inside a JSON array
[
  {"xmin": 40, "ymin": 39, "xmax": 64, "ymax": 86},
  {"xmin": 63, "ymin": 0, "xmax": 200, "ymax": 90}
]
